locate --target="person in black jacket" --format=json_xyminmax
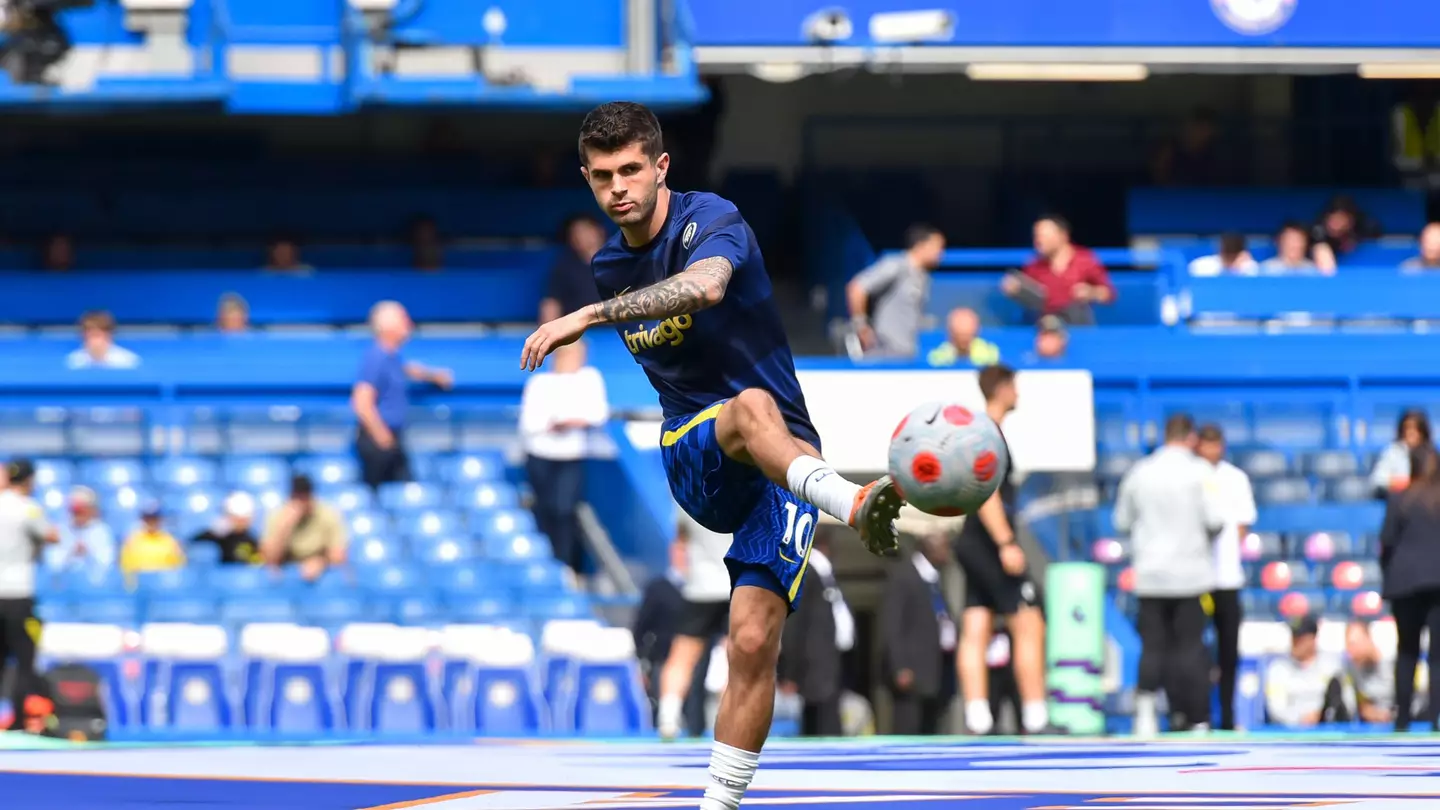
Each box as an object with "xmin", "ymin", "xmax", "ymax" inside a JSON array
[
  {"xmin": 1379, "ymin": 444, "xmax": 1440, "ymax": 731},
  {"xmin": 880, "ymin": 532, "xmax": 956, "ymax": 735},
  {"xmin": 778, "ymin": 531, "xmax": 848, "ymax": 737}
]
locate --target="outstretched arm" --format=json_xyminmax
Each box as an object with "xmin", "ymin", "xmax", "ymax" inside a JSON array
[{"xmin": 520, "ymin": 257, "xmax": 734, "ymax": 370}]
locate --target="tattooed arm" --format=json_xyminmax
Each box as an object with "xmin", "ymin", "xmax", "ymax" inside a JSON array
[{"xmin": 589, "ymin": 256, "xmax": 734, "ymax": 325}]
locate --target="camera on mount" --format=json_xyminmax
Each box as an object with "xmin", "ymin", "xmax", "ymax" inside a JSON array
[{"xmin": 0, "ymin": 0, "xmax": 94, "ymax": 85}]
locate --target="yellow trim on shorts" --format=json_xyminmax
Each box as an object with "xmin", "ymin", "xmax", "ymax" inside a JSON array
[
  {"xmin": 660, "ymin": 401, "xmax": 726, "ymax": 447},
  {"xmin": 788, "ymin": 542, "xmax": 815, "ymax": 603}
]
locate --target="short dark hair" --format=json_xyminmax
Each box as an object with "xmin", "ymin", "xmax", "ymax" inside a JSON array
[
  {"xmin": 1197, "ymin": 423, "xmax": 1224, "ymax": 444},
  {"xmin": 1218, "ymin": 232, "xmax": 1246, "ymax": 259},
  {"xmin": 978, "ymin": 363, "xmax": 1016, "ymax": 403},
  {"xmin": 578, "ymin": 102, "xmax": 664, "ymax": 165},
  {"xmin": 1398, "ymin": 409, "xmax": 1432, "ymax": 443},
  {"xmin": 1278, "ymin": 220, "xmax": 1308, "ymax": 238},
  {"xmin": 1038, "ymin": 214, "xmax": 1071, "ymax": 234},
  {"xmin": 1164, "ymin": 413, "xmax": 1196, "ymax": 442},
  {"xmin": 79, "ymin": 310, "xmax": 116, "ymax": 333},
  {"xmin": 902, "ymin": 223, "xmax": 942, "ymax": 250},
  {"xmin": 290, "ymin": 473, "xmax": 314, "ymax": 499}
]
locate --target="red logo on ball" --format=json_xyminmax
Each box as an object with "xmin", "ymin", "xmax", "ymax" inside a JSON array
[
  {"xmin": 942, "ymin": 406, "xmax": 973, "ymax": 426},
  {"xmin": 972, "ymin": 450, "xmax": 998, "ymax": 483},
  {"xmin": 911, "ymin": 452, "xmax": 943, "ymax": 484},
  {"xmin": 891, "ymin": 415, "xmax": 909, "ymax": 440}
]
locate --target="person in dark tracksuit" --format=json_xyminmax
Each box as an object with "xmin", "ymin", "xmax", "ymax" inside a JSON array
[
  {"xmin": 1379, "ymin": 444, "xmax": 1440, "ymax": 731},
  {"xmin": 880, "ymin": 532, "xmax": 956, "ymax": 735},
  {"xmin": 0, "ymin": 459, "xmax": 57, "ymax": 731}
]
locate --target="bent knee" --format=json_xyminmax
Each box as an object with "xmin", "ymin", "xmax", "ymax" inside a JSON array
[
  {"xmin": 729, "ymin": 619, "xmax": 781, "ymax": 666},
  {"xmin": 728, "ymin": 388, "xmax": 779, "ymax": 422}
]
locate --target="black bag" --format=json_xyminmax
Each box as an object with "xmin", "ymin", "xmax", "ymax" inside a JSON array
[{"xmin": 41, "ymin": 663, "xmax": 107, "ymax": 741}]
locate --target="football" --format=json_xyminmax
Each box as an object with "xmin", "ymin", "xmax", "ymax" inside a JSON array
[{"xmin": 887, "ymin": 401, "xmax": 1010, "ymax": 516}]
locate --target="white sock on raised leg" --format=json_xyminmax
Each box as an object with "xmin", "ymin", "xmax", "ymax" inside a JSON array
[
  {"xmin": 698, "ymin": 741, "xmax": 760, "ymax": 810},
  {"xmin": 785, "ymin": 455, "xmax": 862, "ymax": 524}
]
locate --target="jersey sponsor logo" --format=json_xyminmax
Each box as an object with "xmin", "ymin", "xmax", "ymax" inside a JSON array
[
  {"xmin": 623, "ymin": 314, "xmax": 694, "ymax": 353},
  {"xmin": 682, "ymin": 221, "xmax": 698, "ymax": 249}
]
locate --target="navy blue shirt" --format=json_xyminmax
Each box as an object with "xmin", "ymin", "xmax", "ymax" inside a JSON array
[
  {"xmin": 591, "ymin": 191, "xmax": 818, "ymax": 448},
  {"xmin": 357, "ymin": 343, "xmax": 408, "ymax": 430}
]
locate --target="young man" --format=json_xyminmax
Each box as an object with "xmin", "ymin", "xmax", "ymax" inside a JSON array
[
  {"xmin": 1194, "ymin": 424, "xmax": 1255, "ymax": 730},
  {"xmin": 952, "ymin": 364, "xmax": 1052, "ymax": 735},
  {"xmin": 521, "ymin": 102, "xmax": 902, "ymax": 810}
]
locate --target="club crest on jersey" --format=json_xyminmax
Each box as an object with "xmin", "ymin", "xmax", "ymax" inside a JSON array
[
  {"xmin": 682, "ymin": 221, "xmax": 698, "ymax": 249},
  {"xmin": 623, "ymin": 314, "xmax": 694, "ymax": 353}
]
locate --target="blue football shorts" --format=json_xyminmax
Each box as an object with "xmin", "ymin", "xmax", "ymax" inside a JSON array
[{"xmin": 659, "ymin": 399, "xmax": 819, "ymax": 610}]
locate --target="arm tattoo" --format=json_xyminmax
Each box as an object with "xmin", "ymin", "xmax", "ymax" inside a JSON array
[{"xmin": 593, "ymin": 256, "xmax": 734, "ymax": 324}]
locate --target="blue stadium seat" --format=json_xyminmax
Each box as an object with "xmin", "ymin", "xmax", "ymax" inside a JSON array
[
  {"xmin": 100, "ymin": 485, "xmax": 152, "ymax": 516},
  {"xmin": 135, "ymin": 568, "xmax": 205, "ymax": 595},
  {"xmin": 469, "ymin": 664, "xmax": 546, "ymax": 735},
  {"xmin": 187, "ymin": 542, "xmax": 223, "ymax": 568},
  {"xmin": 80, "ymin": 459, "xmax": 147, "ymax": 490},
  {"xmin": 1302, "ymin": 451, "xmax": 1360, "ymax": 479},
  {"xmin": 32, "ymin": 459, "xmax": 75, "ymax": 489},
  {"xmin": 224, "ymin": 457, "xmax": 291, "ymax": 489},
  {"xmin": 209, "ymin": 566, "xmax": 276, "ymax": 595},
  {"xmin": 528, "ymin": 594, "xmax": 591, "ymax": 620},
  {"xmin": 70, "ymin": 410, "xmax": 147, "ymax": 456},
  {"xmin": 412, "ymin": 536, "xmax": 478, "ymax": 565},
  {"xmin": 567, "ymin": 660, "xmax": 650, "ymax": 736},
  {"xmin": 513, "ymin": 560, "xmax": 573, "ymax": 594},
  {"xmin": 357, "ymin": 565, "xmax": 427, "ymax": 595},
  {"xmin": 482, "ymin": 533, "xmax": 553, "ymax": 561},
  {"xmin": 293, "ymin": 455, "xmax": 360, "ymax": 486},
  {"xmin": 347, "ymin": 510, "xmax": 389, "ymax": 539},
  {"xmin": 246, "ymin": 485, "xmax": 289, "ymax": 516},
  {"xmin": 317, "ymin": 483, "xmax": 373, "ymax": 513},
  {"xmin": 389, "ymin": 595, "xmax": 447, "ymax": 625},
  {"xmin": 1256, "ymin": 478, "xmax": 1313, "ymax": 505},
  {"xmin": 430, "ymin": 563, "xmax": 502, "ymax": 595},
  {"xmin": 1297, "ymin": 530, "xmax": 1358, "ymax": 561},
  {"xmin": 163, "ymin": 487, "xmax": 225, "ymax": 519},
  {"xmin": 63, "ymin": 567, "xmax": 128, "ymax": 595},
  {"xmin": 1326, "ymin": 477, "xmax": 1373, "ymax": 503},
  {"xmin": 151, "ymin": 458, "xmax": 219, "ymax": 488},
  {"xmin": 447, "ymin": 596, "xmax": 516, "ymax": 623},
  {"xmin": 299, "ymin": 596, "xmax": 374, "ymax": 625},
  {"xmin": 1252, "ymin": 403, "xmax": 1333, "ymax": 448},
  {"xmin": 225, "ymin": 417, "xmax": 302, "ymax": 456},
  {"xmin": 436, "ymin": 452, "xmax": 506, "ymax": 485},
  {"xmin": 1239, "ymin": 590, "xmax": 1274, "ymax": 618},
  {"xmin": 353, "ymin": 536, "xmax": 405, "ymax": 567},
  {"xmin": 146, "ymin": 661, "xmax": 232, "ymax": 731},
  {"xmin": 145, "ymin": 597, "xmax": 219, "ymax": 624},
  {"xmin": 1094, "ymin": 452, "xmax": 1138, "ymax": 481},
  {"xmin": 379, "ymin": 482, "xmax": 445, "ymax": 511},
  {"xmin": 471, "ymin": 508, "xmax": 536, "ymax": 538},
  {"xmin": 220, "ymin": 598, "xmax": 297, "ymax": 625},
  {"xmin": 458, "ymin": 483, "xmax": 520, "ymax": 511},
  {"xmin": 369, "ymin": 664, "xmax": 437, "ymax": 733},
  {"xmin": 1325, "ymin": 559, "xmax": 1383, "ymax": 591},
  {"xmin": 264, "ymin": 662, "xmax": 340, "ymax": 733},
  {"xmin": 0, "ymin": 411, "xmax": 65, "ymax": 457},
  {"xmin": 400, "ymin": 509, "xmax": 463, "ymax": 540},
  {"xmin": 74, "ymin": 598, "xmax": 140, "ymax": 625},
  {"xmin": 1236, "ymin": 450, "xmax": 1289, "ymax": 480}
]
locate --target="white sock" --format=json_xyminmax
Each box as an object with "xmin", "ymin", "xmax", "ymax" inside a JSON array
[
  {"xmin": 1022, "ymin": 701, "xmax": 1050, "ymax": 733},
  {"xmin": 657, "ymin": 695, "xmax": 683, "ymax": 737},
  {"xmin": 1134, "ymin": 692, "xmax": 1158, "ymax": 738},
  {"xmin": 699, "ymin": 741, "xmax": 760, "ymax": 810},
  {"xmin": 786, "ymin": 455, "xmax": 862, "ymax": 524},
  {"xmin": 965, "ymin": 700, "xmax": 994, "ymax": 735}
]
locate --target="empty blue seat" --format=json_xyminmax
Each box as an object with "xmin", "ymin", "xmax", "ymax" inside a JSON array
[
  {"xmin": 1236, "ymin": 450, "xmax": 1289, "ymax": 480},
  {"xmin": 225, "ymin": 419, "xmax": 302, "ymax": 456},
  {"xmin": 436, "ymin": 452, "xmax": 506, "ymax": 484},
  {"xmin": 294, "ymin": 455, "xmax": 360, "ymax": 486},
  {"xmin": 1095, "ymin": 453, "xmax": 1138, "ymax": 481},
  {"xmin": 220, "ymin": 598, "xmax": 296, "ymax": 624},
  {"xmin": 513, "ymin": 560, "xmax": 572, "ymax": 594},
  {"xmin": 400, "ymin": 510, "xmax": 462, "ymax": 540},
  {"xmin": 1327, "ymin": 477, "xmax": 1372, "ymax": 503},
  {"xmin": 357, "ymin": 565, "xmax": 427, "ymax": 595},
  {"xmin": 81, "ymin": 458, "xmax": 147, "ymax": 490},
  {"xmin": 145, "ymin": 660, "xmax": 231, "ymax": 730},
  {"xmin": 145, "ymin": 597, "xmax": 219, "ymax": 624},
  {"xmin": 63, "ymin": 567, "xmax": 128, "ymax": 595},
  {"xmin": 482, "ymin": 533, "xmax": 553, "ymax": 561},
  {"xmin": 458, "ymin": 483, "xmax": 520, "ymax": 511},
  {"xmin": 317, "ymin": 483, "xmax": 373, "ymax": 513},
  {"xmin": 447, "ymin": 596, "xmax": 516, "ymax": 623},
  {"xmin": 352, "ymin": 536, "xmax": 405, "ymax": 567},
  {"xmin": 135, "ymin": 568, "xmax": 204, "ymax": 594},
  {"xmin": 163, "ymin": 487, "xmax": 225, "ymax": 519},
  {"xmin": 224, "ymin": 457, "xmax": 290, "ymax": 489},
  {"xmin": 430, "ymin": 564, "xmax": 500, "ymax": 594},
  {"xmin": 468, "ymin": 665, "xmax": 546, "ymax": 735},
  {"xmin": 412, "ymin": 536, "xmax": 478, "ymax": 565},
  {"xmin": 528, "ymin": 595, "xmax": 591, "ymax": 620},
  {"xmin": 187, "ymin": 542, "xmax": 223, "ymax": 568},
  {"xmin": 1303, "ymin": 451, "xmax": 1360, "ymax": 478},
  {"xmin": 299, "ymin": 596, "xmax": 373, "ymax": 625},
  {"xmin": 368, "ymin": 663, "xmax": 437, "ymax": 733},
  {"xmin": 347, "ymin": 510, "xmax": 389, "ymax": 539},
  {"xmin": 471, "ymin": 508, "xmax": 536, "ymax": 538},
  {"xmin": 210, "ymin": 566, "xmax": 276, "ymax": 595},
  {"xmin": 74, "ymin": 597, "xmax": 139, "ymax": 625},
  {"xmin": 36, "ymin": 600, "xmax": 78, "ymax": 622},
  {"xmin": 389, "ymin": 595, "xmax": 446, "ymax": 624},
  {"xmin": 70, "ymin": 411, "xmax": 146, "ymax": 456},
  {"xmin": 262, "ymin": 662, "xmax": 339, "ymax": 733},
  {"xmin": 1256, "ymin": 478, "xmax": 1313, "ymax": 505},
  {"xmin": 567, "ymin": 660, "xmax": 650, "ymax": 736},
  {"xmin": 379, "ymin": 482, "xmax": 445, "ymax": 511},
  {"xmin": 1325, "ymin": 559, "xmax": 1383, "ymax": 591},
  {"xmin": 32, "ymin": 458, "xmax": 75, "ymax": 488},
  {"xmin": 1252, "ymin": 404, "xmax": 1332, "ymax": 448},
  {"xmin": 151, "ymin": 458, "xmax": 219, "ymax": 488}
]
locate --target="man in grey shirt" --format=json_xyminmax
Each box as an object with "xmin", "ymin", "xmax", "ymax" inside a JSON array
[
  {"xmin": 0, "ymin": 459, "xmax": 57, "ymax": 731},
  {"xmin": 1114, "ymin": 413, "xmax": 1224, "ymax": 734},
  {"xmin": 845, "ymin": 224, "xmax": 945, "ymax": 358},
  {"xmin": 1265, "ymin": 616, "xmax": 1346, "ymax": 728}
]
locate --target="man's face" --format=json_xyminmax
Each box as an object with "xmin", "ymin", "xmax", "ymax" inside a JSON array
[
  {"xmin": 1345, "ymin": 624, "xmax": 1377, "ymax": 665},
  {"xmin": 1420, "ymin": 224, "xmax": 1440, "ymax": 263},
  {"xmin": 1196, "ymin": 438, "xmax": 1224, "ymax": 465},
  {"xmin": 1035, "ymin": 330, "xmax": 1067, "ymax": 359},
  {"xmin": 1402, "ymin": 417, "xmax": 1426, "ymax": 448},
  {"xmin": 913, "ymin": 233, "xmax": 946, "ymax": 270},
  {"xmin": 271, "ymin": 241, "xmax": 299, "ymax": 267},
  {"xmin": 1033, "ymin": 220, "xmax": 1067, "ymax": 257},
  {"xmin": 1325, "ymin": 209, "xmax": 1354, "ymax": 238},
  {"xmin": 581, "ymin": 142, "xmax": 668, "ymax": 229},
  {"xmin": 218, "ymin": 304, "xmax": 248, "ymax": 333},
  {"xmin": 82, "ymin": 323, "xmax": 113, "ymax": 353},
  {"xmin": 70, "ymin": 503, "xmax": 94, "ymax": 526},
  {"xmin": 1278, "ymin": 228, "xmax": 1308, "ymax": 261},
  {"xmin": 948, "ymin": 309, "xmax": 978, "ymax": 349},
  {"xmin": 1292, "ymin": 632, "xmax": 1317, "ymax": 662}
]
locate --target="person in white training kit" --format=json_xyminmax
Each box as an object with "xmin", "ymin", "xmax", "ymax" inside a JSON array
[
  {"xmin": 657, "ymin": 510, "xmax": 734, "ymax": 740},
  {"xmin": 1194, "ymin": 424, "xmax": 1256, "ymax": 731}
]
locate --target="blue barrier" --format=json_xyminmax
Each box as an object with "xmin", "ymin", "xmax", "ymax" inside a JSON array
[
  {"xmin": 929, "ymin": 273, "xmax": 1162, "ymax": 326},
  {"xmin": 686, "ymin": 0, "xmax": 1440, "ymax": 47},
  {"xmin": 1186, "ymin": 275, "xmax": 1440, "ymax": 321},
  {"xmin": 1128, "ymin": 188, "xmax": 1426, "ymax": 236}
]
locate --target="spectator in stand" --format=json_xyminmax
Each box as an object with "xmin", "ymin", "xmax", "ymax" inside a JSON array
[
  {"xmin": 1187, "ymin": 233, "xmax": 1258, "ymax": 277},
  {"xmin": 1003, "ymin": 215, "xmax": 1113, "ymax": 326},
  {"xmin": 1260, "ymin": 222, "xmax": 1323, "ymax": 276},
  {"xmin": 778, "ymin": 529, "xmax": 852, "ymax": 737},
  {"xmin": 1033, "ymin": 314, "xmax": 1068, "ymax": 361},
  {"xmin": 66, "ymin": 310, "xmax": 140, "ymax": 370},
  {"xmin": 1370, "ymin": 409, "xmax": 1431, "ymax": 498},
  {"xmin": 352, "ymin": 301, "xmax": 453, "ymax": 491},
  {"xmin": 411, "ymin": 216, "xmax": 444, "ymax": 272},
  {"xmin": 1342, "ymin": 620, "xmax": 1408, "ymax": 726},
  {"xmin": 260, "ymin": 474, "xmax": 348, "ymax": 581},
  {"xmin": 216, "ymin": 293, "xmax": 250, "ymax": 334},
  {"xmin": 1195, "ymin": 424, "xmax": 1256, "ymax": 731},
  {"xmin": 519, "ymin": 341, "xmax": 609, "ymax": 574},
  {"xmin": 1401, "ymin": 222, "xmax": 1440, "ymax": 272},
  {"xmin": 41, "ymin": 233, "xmax": 74, "ymax": 272},
  {"xmin": 927, "ymin": 308, "xmax": 1000, "ymax": 367},
  {"xmin": 45, "ymin": 486, "xmax": 115, "ymax": 573},
  {"xmin": 263, "ymin": 237, "xmax": 314, "ymax": 275},
  {"xmin": 880, "ymin": 531, "xmax": 957, "ymax": 736},
  {"xmin": 1264, "ymin": 616, "xmax": 1347, "ymax": 728},
  {"xmin": 1310, "ymin": 195, "xmax": 1380, "ymax": 271},
  {"xmin": 191, "ymin": 492, "xmax": 260, "ymax": 564},
  {"xmin": 539, "ymin": 214, "xmax": 607, "ymax": 324},
  {"xmin": 119, "ymin": 501, "xmax": 185, "ymax": 576},
  {"xmin": 846, "ymin": 224, "xmax": 946, "ymax": 358},
  {"xmin": 1379, "ymin": 443, "xmax": 1440, "ymax": 731}
]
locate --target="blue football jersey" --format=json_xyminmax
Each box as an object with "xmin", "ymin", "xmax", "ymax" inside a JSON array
[{"xmin": 591, "ymin": 191, "xmax": 818, "ymax": 448}]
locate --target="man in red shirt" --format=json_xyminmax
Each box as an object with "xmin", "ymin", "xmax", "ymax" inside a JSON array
[{"xmin": 1002, "ymin": 215, "xmax": 1114, "ymax": 325}]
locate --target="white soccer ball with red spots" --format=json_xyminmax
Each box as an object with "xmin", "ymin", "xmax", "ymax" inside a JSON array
[{"xmin": 887, "ymin": 401, "xmax": 1009, "ymax": 517}]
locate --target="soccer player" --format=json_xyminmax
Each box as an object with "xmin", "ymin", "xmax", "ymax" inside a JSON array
[
  {"xmin": 952, "ymin": 364, "xmax": 1053, "ymax": 735},
  {"xmin": 521, "ymin": 102, "xmax": 902, "ymax": 810}
]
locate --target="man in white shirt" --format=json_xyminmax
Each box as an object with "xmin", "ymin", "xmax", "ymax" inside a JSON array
[
  {"xmin": 0, "ymin": 460, "xmax": 58, "ymax": 730},
  {"xmin": 518, "ymin": 341, "xmax": 609, "ymax": 574},
  {"xmin": 656, "ymin": 510, "xmax": 733, "ymax": 741},
  {"xmin": 1187, "ymin": 233, "xmax": 1258, "ymax": 277},
  {"xmin": 1194, "ymin": 424, "xmax": 1256, "ymax": 730},
  {"xmin": 66, "ymin": 310, "xmax": 140, "ymax": 370}
]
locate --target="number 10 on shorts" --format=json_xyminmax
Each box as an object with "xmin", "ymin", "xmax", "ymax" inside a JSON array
[{"xmin": 782, "ymin": 501, "xmax": 814, "ymax": 558}]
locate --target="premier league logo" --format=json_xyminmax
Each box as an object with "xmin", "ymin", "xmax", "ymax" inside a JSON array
[{"xmin": 1211, "ymin": 0, "xmax": 1297, "ymax": 35}]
